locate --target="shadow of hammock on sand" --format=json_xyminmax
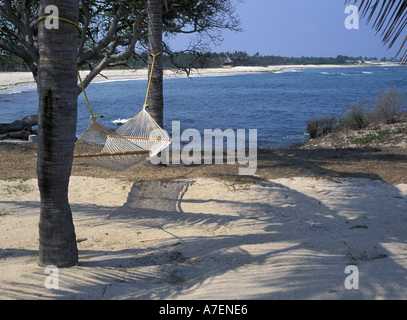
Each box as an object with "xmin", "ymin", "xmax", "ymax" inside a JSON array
[
  {"xmin": 106, "ymin": 179, "xmax": 274, "ymax": 230},
  {"xmin": 107, "ymin": 180, "xmax": 195, "ymax": 227},
  {"xmin": 1, "ymin": 176, "xmax": 407, "ymax": 299}
]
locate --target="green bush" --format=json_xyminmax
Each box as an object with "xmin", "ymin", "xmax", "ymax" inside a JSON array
[
  {"xmin": 305, "ymin": 87, "xmax": 405, "ymax": 141},
  {"xmin": 370, "ymin": 87, "xmax": 404, "ymax": 124},
  {"xmin": 306, "ymin": 116, "xmax": 337, "ymax": 139},
  {"xmin": 339, "ymin": 101, "xmax": 369, "ymax": 130}
]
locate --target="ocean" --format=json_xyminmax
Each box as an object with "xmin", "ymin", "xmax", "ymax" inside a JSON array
[{"xmin": 1, "ymin": 65, "xmax": 407, "ymax": 148}]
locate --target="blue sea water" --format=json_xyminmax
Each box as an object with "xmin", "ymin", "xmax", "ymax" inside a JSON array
[{"xmin": 1, "ymin": 66, "xmax": 407, "ymax": 148}]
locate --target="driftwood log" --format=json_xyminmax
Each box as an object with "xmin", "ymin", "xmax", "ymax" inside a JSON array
[
  {"xmin": 0, "ymin": 115, "xmax": 38, "ymax": 140},
  {"xmin": 0, "ymin": 115, "xmax": 38, "ymax": 134}
]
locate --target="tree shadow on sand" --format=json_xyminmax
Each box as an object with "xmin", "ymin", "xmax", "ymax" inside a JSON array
[{"xmin": 1, "ymin": 173, "xmax": 407, "ymax": 300}]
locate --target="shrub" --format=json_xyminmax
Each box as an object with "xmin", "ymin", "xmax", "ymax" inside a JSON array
[
  {"xmin": 306, "ymin": 116, "xmax": 337, "ymax": 139},
  {"xmin": 339, "ymin": 101, "xmax": 369, "ymax": 130},
  {"xmin": 305, "ymin": 87, "xmax": 406, "ymax": 142},
  {"xmin": 370, "ymin": 87, "xmax": 404, "ymax": 124}
]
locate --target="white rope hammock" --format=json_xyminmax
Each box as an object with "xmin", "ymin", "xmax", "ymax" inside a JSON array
[
  {"xmin": 114, "ymin": 108, "xmax": 172, "ymax": 158},
  {"xmin": 74, "ymin": 53, "xmax": 172, "ymax": 171}
]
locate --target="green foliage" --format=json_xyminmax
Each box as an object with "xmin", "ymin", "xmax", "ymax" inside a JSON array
[
  {"xmin": 349, "ymin": 130, "xmax": 390, "ymax": 144},
  {"xmin": 127, "ymin": 51, "xmax": 374, "ymax": 71},
  {"xmin": 370, "ymin": 87, "xmax": 404, "ymax": 124},
  {"xmin": 0, "ymin": 46, "xmax": 379, "ymax": 71},
  {"xmin": 306, "ymin": 116, "xmax": 338, "ymax": 139},
  {"xmin": 0, "ymin": 0, "xmax": 241, "ymax": 76},
  {"xmin": 0, "ymin": 53, "xmax": 29, "ymax": 71},
  {"xmin": 307, "ymin": 87, "xmax": 406, "ymax": 141},
  {"xmin": 3, "ymin": 179, "xmax": 32, "ymax": 195},
  {"xmin": 349, "ymin": 128, "xmax": 407, "ymax": 145},
  {"xmin": 215, "ymin": 53, "xmax": 365, "ymax": 67},
  {"xmin": 339, "ymin": 101, "xmax": 370, "ymax": 130}
]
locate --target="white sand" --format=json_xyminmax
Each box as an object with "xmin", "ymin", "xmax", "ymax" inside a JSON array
[
  {"xmin": 1, "ymin": 175, "xmax": 407, "ymax": 300},
  {"xmin": 0, "ymin": 62, "xmax": 397, "ymax": 91}
]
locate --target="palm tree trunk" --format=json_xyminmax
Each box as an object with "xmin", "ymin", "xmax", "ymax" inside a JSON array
[
  {"xmin": 37, "ymin": 0, "xmax": 79, "ymax": 267},
  {"xmin": 147, "ymin": 0, "xmax": 164, "ymax": 128}
]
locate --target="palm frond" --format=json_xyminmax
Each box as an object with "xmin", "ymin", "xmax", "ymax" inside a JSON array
[{"xmin": 346, "ymin": 0, "xmax": 407, "ymax": 64}]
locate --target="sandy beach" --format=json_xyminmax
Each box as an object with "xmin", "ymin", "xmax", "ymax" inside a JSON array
[
  {"xmin": 0, "ymin": 142, "xmax": 407, "ymax": 299},
  {"xmin": 0, "ymin": 174, "xmax": 407, "ymax": 300},
  {"xmin": 1, "ymin": 63, "xmax": 407, "ymax": 300},
  {"xmin": 0, "ymin": 62, "xmax": 397, "ymax": 91}
]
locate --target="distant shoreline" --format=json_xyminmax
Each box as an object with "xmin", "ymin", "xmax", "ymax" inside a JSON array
[{"xmin": 0, "ymin": 62, "xmax": 399, "ymax": 91}]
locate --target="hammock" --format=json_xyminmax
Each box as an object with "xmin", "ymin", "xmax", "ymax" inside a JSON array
[
  {"xmin": 72, "ymin": 72, "xmax": 150, "ymax": 172},
  {"xmin": 36, "ymin": 16, "xmax": 168, "ymax": 171},
  {"xmin": 115, "ymin": 108, "xmax": 172, "ymax": 158},
  {"xmin": 114, "ymin": 52, "xmax": 172, "ymax": 158},
  {"xmin": 74, "ymin": 119, "xmax": 149, "ymax": 171},
  {"xmin": 73, "ymin": 52, "xmax": 172, "ymax": 171}
]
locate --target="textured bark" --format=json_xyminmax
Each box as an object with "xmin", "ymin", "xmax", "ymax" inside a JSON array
[
  {"xmin": 37, "ymin": 0, "xmax": 79, "ymax": 267},
  {"xmin": 147, "ymin": 0, "xmax": 164, "ymax": 128}
]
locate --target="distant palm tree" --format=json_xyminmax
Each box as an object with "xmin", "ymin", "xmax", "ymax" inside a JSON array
[{"xmin": 346, "ymin": 0, "xmax": 407, "ymax": 64}]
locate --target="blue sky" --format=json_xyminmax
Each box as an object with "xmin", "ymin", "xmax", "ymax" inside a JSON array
[{"xmin": 169, "ymin": 0, "xmax": 403, "ymax": 59}]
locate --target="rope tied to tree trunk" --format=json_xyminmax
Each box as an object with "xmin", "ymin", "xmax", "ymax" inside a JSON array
[
  {"xmin": 37, "ymin": 15, "xmax": 171, "ymax": 172},
  {"xmin": 77, "ymin": 70, "xmax": 103, "ymax": 121},
  {"xmin": 143, "ymin": 51, "xmax": 162, "ymax": 110},
  {"xmin": 37, "ymin": 15, "xmax": 81, "ymax": 33},
  {"xmin": 37, "ymin": 15, "xmax": 102, "ymax": 121}
]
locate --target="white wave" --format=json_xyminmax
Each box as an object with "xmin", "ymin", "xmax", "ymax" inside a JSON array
[
  {"xmin": 7, "ymin": 85, "xmax": 36, "ymax": 95},
  {"xmin": 362, "ymin": 71, "xmax": 373, "ymax": 74},
  {"xmin": 112, "ymin": 118, "xmax": 131, "ymax": 125},
  {"xmin": 275, "ymin": 69, "xmax": 301, "ymax": 74},
  {"xmin": 93, "ymin": 78, "xmax": 146, "ymax": 84},
  {"xmin": 320, "ymin": 72, "xmax": 330, "ymax": 75}
]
